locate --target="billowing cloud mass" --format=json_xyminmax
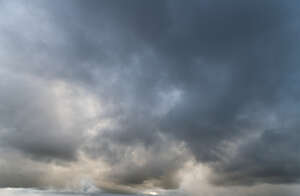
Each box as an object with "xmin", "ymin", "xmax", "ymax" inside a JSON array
[{"xmin": 1, "ymin": 0, "xmax": 300, "ymax": 195}]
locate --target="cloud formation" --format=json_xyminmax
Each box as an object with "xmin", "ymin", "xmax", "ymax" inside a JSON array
[{"xmin": 1, "ymin": 0, "xmax": 300, "ymax": 195}]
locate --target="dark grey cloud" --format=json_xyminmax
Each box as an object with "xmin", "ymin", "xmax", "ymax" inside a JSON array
[
  {"xmin": 212, "ymin": 127, "xmax": 300, "ymax": 186},
  {"xmin": 1, "ymin": 0, "xmax": 300, "ymax": 195}
]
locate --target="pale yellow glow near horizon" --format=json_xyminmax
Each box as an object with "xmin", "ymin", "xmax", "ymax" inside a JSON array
[{"xmin": 143, "ymin": 191, "xmax": 158, "ymax": 195}]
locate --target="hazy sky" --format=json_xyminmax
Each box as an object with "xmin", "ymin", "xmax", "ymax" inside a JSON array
[{"xmin": 1, "ymin": 0, "xmax": 300, "ymax": 195}]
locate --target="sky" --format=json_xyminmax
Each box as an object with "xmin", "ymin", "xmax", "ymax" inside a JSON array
[{"xmin": 1, "ymin": 0, "xmax": 300, "ymax": 195}]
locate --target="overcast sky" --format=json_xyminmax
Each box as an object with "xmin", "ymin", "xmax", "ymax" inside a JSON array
[{"xmin": 1, "ymin": 0, "xmax": 300, "ymax": 195}]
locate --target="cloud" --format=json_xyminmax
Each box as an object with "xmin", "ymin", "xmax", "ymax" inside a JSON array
[
  {"xmin": 0, "ymin": 70, "xmax": 98, "ymax": 161},
  {"xmin": 212, "ymin": 127, "xmax": 300, "ymax": 185},
  {"xmin": 1, "ymin": 0, "xmax": 300, "ymax": 195}
]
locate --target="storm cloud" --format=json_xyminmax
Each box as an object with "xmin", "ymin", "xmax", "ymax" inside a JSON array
[{"xmin": 1, "ymin": 0, "xmax": 300, "ymax": 195}]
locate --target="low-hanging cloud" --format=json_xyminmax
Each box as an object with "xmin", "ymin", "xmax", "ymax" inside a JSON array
[{"xmin": 1, "ymin": 0, "xmax": 300, "ymax": 195}]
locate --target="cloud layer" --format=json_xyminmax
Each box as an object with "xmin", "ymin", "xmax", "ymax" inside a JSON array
[{"xmin": 1, "ymin": 0, "xmax": 300, "ymax": 195}]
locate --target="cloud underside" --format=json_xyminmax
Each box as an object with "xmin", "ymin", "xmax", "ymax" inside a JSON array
[{"xmin": 1, "ymin": 0, "xmax": 300, "ymax": 195}]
